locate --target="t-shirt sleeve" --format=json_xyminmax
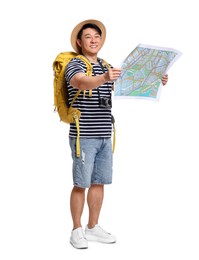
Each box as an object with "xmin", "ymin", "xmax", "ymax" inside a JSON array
[{"xmin": 65, "ymin": 58, "xmax": 86, "ymax": 83}]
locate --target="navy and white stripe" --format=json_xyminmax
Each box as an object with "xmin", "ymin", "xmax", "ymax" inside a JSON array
[{"xmin": 65, "ymin": 57, "xmax": 114, "ymax": 138}]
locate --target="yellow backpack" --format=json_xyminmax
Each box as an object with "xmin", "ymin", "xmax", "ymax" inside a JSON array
[
  {"xmin": 53, "ymin": 52, "xmax": 93, "ymax": 157},
  {"xmin": 52, "ymin": 52, "xmax": 115, "ymax": 157},
  {"xmin": 53, "ymin": 52, "xmax": 92, "ymax": 122}
]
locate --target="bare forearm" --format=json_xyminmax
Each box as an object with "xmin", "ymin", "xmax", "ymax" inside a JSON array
[
  {"xmin": 73, "ymin": 74, "xmax": 109, "ymax": 90},
  {"xmin": 70, "ymin": 68, "xmax": 122, "ymax": 90}
]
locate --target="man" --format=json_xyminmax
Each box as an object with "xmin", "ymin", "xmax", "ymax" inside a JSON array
[{"xmin": 65, "ymin": 19, "xmax": 168, "ymax": 249}]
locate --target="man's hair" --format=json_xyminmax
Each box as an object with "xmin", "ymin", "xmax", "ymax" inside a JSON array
[{"xmin": 77, "ymin": 23, "xmax": 102, "ymax": 39}]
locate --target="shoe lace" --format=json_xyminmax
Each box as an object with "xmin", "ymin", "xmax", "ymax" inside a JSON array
[
  {"xmin": 97, "ymin": 225, "xmax": 110, "ymax": 235},
  {"xmin": 77, "ymin": 228, "xmax": 85, "ymax": 240}
]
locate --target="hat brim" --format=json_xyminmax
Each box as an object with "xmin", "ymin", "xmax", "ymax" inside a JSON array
[{"xmin": 70, "ymin": 19, "xmax": 106, "ymax": 54}]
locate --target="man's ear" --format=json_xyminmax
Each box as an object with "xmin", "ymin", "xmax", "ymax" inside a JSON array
[{"xmin": 77, "ymin": 39, "xmax": 81, "ymax": 48}]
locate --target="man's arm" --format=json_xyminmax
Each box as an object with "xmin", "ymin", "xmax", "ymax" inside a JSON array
[{"xmin": 70, "ymin": 68, "xmax": 121, "ymax": 90}]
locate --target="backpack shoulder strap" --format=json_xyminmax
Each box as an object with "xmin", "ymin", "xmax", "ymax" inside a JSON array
[
  {"xmin": 75, "ymin": 55, "xmax": 93, "ymax": 97},
  {"xmin": 76, "ymin": 55, "xmax": 93, "ymax": 76},
  {"xmin": 99, "ymin": 58, "xmax": 111, "ymax": 69}
]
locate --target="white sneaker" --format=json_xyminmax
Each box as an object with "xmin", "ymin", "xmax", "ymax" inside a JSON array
[
  {"xmin": 85, "ymin": 224, "xmax": 116, "ymax": 243},
  {"xmin": 70, "ymin": 227, "xmax": 88, "ymax": 249}
]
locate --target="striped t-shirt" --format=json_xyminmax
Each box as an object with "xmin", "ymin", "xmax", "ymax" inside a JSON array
[{"xmin": 65, "ymin": 57, "xmax": 114, "ymax": 138}]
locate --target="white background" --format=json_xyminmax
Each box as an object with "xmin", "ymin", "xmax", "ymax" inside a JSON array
[{"xmin": 0, "ymin": 0, "xmax": 198, "ymax": 259}]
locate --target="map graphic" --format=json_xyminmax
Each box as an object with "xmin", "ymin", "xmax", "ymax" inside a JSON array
[{"xmin": 114, "ymin": 44, "xmax": 182, "ymax": 100}]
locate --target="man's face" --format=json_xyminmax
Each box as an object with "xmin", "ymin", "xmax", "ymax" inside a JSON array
[{"xmin": 77, "ymin": 28, "xmax": 102, "ymax": 55}]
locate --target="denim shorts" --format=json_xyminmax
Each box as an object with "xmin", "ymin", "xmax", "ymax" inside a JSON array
[{"xmin": 69, "ymin": 137, "xmax": 113, "ymax": 188}]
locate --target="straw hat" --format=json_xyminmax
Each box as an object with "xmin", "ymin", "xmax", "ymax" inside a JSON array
[{"xmin": 70, "ymin": 19, "xmax": 106, "ymax": 53}]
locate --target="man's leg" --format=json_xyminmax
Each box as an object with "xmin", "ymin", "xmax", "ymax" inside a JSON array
[
  {"xmin": 70, "ymin": 186, "xmax": 86, "ymax": 229},
  {"xmin": 70, "ymin": 186, "xmax": 88, "ymax": 249},
  {"xmin": 87, "ymin": 184, "xmax": 104, "ymax": 228},
  {"xmin": 85, "ymin": 184, "xmax": 116, "ymax": 243}
]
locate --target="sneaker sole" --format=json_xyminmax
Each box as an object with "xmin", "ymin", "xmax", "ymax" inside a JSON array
[
  {"xmin": 85, "ymin": 235, "xmax": 116, "ymax": 244},
  {"xmin": 70, "ymin": 241, "xmax": 88, "ymax": 249}
]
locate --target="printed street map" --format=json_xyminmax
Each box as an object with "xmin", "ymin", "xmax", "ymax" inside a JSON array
[{"xmin": 114, "ymin": 44, "xmax": 182, "ymax": 101}]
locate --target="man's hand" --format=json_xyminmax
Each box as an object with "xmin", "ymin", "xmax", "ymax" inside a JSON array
[
  {"xmin": 105, "ymin": 68, "xmax": 122, "ymax": 82},
  {"xmin": 162, "ymin": 74, "xmax": 168, "ymax": 85}
]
